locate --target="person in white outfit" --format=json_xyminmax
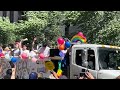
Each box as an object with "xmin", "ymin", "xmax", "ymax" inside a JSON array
[
  {"xmin": 38, "ymin": 42, "xmax": 50, "ymax": 60},
  {"xmin": 13, "ymin": 38, "xmax": 28, "ymax": 57},
  {"xmin": 29, "ymin": 37, "xmax": 38, "ymax": 58},
  {"xmin": 29, "ymin": 50, "xmax": 38, "ymax": 58},
  {"xmin": 20, "ymin": 44, "xmax": 30, "ymax": 58}
]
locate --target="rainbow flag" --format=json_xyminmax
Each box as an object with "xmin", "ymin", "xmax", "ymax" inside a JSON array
[{"xmin": 71, "ymin": 32, "xmax": 87, "ymax": 43}]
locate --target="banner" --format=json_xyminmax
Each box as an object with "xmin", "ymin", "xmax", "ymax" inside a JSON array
[
  {"xmin": 0, "ymin": 59, "xmax": 11, "ymax": 78},
  {"xmin": 0, "ymin": 58, "xmax": 53, "ymax": 79}
]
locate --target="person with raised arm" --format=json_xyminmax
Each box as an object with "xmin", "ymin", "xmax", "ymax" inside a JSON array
[
  {"xmin": 38, "ymin": 41, "xmax": 50, "ymax": 60},
  {"xmin": 12, "ymin": 38, "xmax": 28, "ymax": 58},
  {"xmin": 29, "ymin": 37, "xmax": 38, "ymax": 58},
  {"xmin": 20, "ymin": 44, "xmax": 30, "ymax": 59}
]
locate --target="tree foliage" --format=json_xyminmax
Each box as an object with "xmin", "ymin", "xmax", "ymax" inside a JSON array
[
  {"xmin": 64, "ymin": 11, "xmax": 120, "ymax": 46},
  {"xmin": 0, "ymin": 17, "xmax": 16, "ymax": 44},
  {"xmin": 0, "ymin": 11, "xmax": 120, "ymax": 47},
  {"xmin": 15, "ymin": 11, "xmax": 64, "ymax": 47}
]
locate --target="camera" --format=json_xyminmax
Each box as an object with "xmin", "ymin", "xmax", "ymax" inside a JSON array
[{"xmin": 79, "ymin": 69, "xmax": 89, "ymax": 78}]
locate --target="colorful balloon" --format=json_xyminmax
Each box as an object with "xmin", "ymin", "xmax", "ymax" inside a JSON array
[
  {"xmin": 0, "ymin": 49, "xmax": 2, "ymax": 53},
  {"xmin": 21, "ymin": 53, "xmax": 28, "ymax": 60},
  {"xmin": 59, "ymin": 51, "xmax": 65, "ymax": 57},
  {"xmin": 71, "ymin": 33, "xmax": 87, "ymax": 43},
  {"xmin": 45, "ymin": 61, "xmax": 55, "ymax": 71},
  {"xmin": 39, "ymin": 53, "xmax": 45, "ymax": 59},
  {"xmin": 58, "ymin": 44, "xmax": 65, "ymax": 50},
  {"xmin": 0, "ymin": 53, "xmax": 5, "ymax": 58},
  {"xmin": 78, "ymin": 32, "xmax": 83, "ymax": 36},
  {"xmin": 29, "ymin": 72, "xmax": 38, "ymax": 79},
  {"xmin": 77, "ymin": 32, "xmax": 86, "ymax": 39},
  {"xmin": 65, "ymin": 41, "xmax": 71, "ymax": 48},
  {"xmin": 57, "ymin": 69, "xmax": 62, "ymax": 77},
  {"xmin": 57, "ymin": 37, "xmax": 64, "ymax": 45},
  {"xmin": 11, "ymin": 57, "xmax": 18, "ymax": 63},
  {"xmin": 31, "ymin": 57, "xmax": 37, "ymax": 63}
]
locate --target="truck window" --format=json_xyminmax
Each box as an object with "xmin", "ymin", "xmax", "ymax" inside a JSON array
[
  {"xmin": 98, "ymin": 47, "xmax": 120, "ymax": 70},
  {"xmin": 75, "ymin": 50, "xmax": 83, "ymax": 66},
  {"xmin": 75, "ymin": 49, "xmax": 95, "ymax": 70}
]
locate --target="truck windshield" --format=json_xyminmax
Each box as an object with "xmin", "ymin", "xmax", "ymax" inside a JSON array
[{"xmin": 98, "ymin": 47, "xmax": 120, "ymax": 70}]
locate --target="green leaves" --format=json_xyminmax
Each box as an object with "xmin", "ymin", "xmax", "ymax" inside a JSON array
[
  {"xmin": 67, "ymin": 11, "xmax": 120, "ymax": 46},
  {"xmin": 15, "ymin": 11, "xmax": 63, "ymax": 46},
  {"xmin": 0, "ymin": 17, "xmax": 16, "ymax": 44},
  {"xmin": 0, "ymin": 11, "xmax": 120, "ymax": 47},
  {"xmin": 97, "ymin": 16, "xmax": 120, "ymax": 46}
]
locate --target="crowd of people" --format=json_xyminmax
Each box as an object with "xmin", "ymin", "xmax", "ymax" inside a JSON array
[
  {"xmin": 0, "ymin": 64, "xmax": 94, "ymax": 79},
  {"xmin": 0, "ymin": 37, "xmax": 95, "ymax": 79}
]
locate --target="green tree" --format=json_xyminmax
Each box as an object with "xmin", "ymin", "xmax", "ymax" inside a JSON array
[
  {"xmin": 0, "ymin": 17, "xmax": 16, "ymax": 44},
  {"xmin": 16, "ymin": 11, "xmax": 64, "ymax": 47},
  {"xmin": 97, "ymin": 12, "xmax": 120, "ymax": 46},
  {"xmin": 62, "ymin": 11, "xmax": 120, "ymax": 46},
  {"xmin": 0, "ymin": 11, "xmax": 120, "ymax": 47}
]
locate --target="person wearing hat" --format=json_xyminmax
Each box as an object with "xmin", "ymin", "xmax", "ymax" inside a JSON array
[
  {"xmin": 29, "ymin": 72, "xmax": 38, "ymax": 79},
  {"xmin": 29, "ymin": 72, "xmax": 52, "ymax": 79}
]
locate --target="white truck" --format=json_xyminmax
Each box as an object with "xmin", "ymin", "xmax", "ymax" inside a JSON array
[{"xmin": 68, "ymin": 43, "xmax": 120, "ymax": 79}]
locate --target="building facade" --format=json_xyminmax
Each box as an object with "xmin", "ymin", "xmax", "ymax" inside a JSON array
[{"xmin": 0, "ymin": 11, "xmax": 24, "ymax": 22}]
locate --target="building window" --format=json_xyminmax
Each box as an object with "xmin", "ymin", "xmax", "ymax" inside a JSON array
[
  {"xmin": 3, "ymin": 11, "xmax": 7, "ymax": 17},
  {"xmin": 10, "ymin": 11, "xmax": 14, "ymax": 23}
]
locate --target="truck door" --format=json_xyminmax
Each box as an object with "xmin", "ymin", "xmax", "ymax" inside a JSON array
[
  {"xmin": 70, "ymin": 47, "xmax": 98, "ymax": 79},
  {"xmin": 97, "ymin": 48, "xmax": 120, "ymax": 79}
]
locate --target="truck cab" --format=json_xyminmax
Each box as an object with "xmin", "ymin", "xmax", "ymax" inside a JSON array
[{"xmin": 69, "ymin": 43, "xmax": 120, "ymax": 79}]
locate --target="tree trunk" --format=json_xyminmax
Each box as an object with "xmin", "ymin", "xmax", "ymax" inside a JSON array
[{"xmin": 65, "ymin": 23, "xmax": 70, "ymax": 38}]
